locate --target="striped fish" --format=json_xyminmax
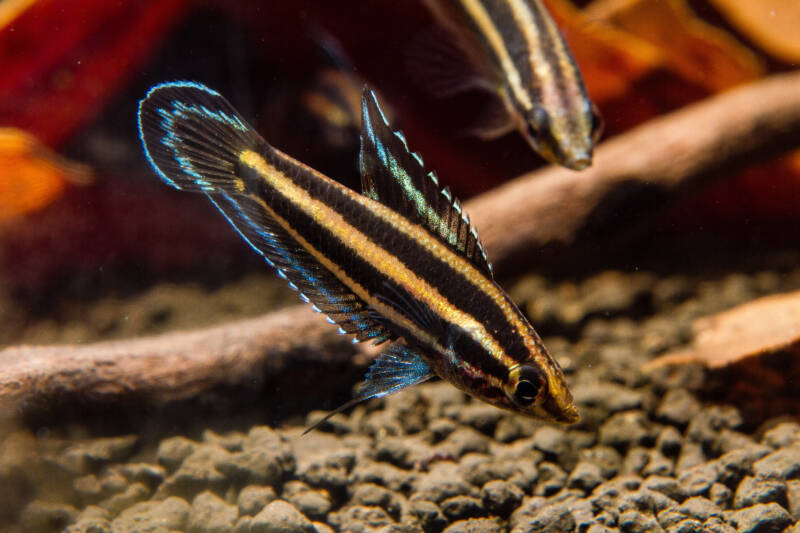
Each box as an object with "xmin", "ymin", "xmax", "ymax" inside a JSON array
[
  {"xmin": 422, "ymin": 0, "xmax": 602, "ymax": 170},
  {"xmin": 137, "ymin": 81, "xmax": 578, "ymax": 429}
]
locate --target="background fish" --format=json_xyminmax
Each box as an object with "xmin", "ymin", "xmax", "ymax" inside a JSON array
[
  {"xmin": 138, "ymin": 81, "xmax": 578, "ymax": 430},
  {"xmin": 420, "ymin": 0, "xmax": 603, "ymax": 170}
]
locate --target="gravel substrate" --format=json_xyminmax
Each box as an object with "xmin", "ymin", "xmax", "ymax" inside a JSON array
[{"xmin": 4, "ymin": 266, "xmax": 800, "ymax": 532}]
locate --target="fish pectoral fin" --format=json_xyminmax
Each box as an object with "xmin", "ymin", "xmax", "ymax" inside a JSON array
[
  {"xmin": 404, "ymin": 27, "xmax": 494, "ymax": 98},
  {"xmin": 464, "ymin": 95, "xmax": 515, "ymax": 140},
  {"xmin": 303, "ymin": 344, "xmax": 433, "ymax": 434},
  {"xmin": 359, "ymin": 88, "xmax": 493, "ymax": 278}
]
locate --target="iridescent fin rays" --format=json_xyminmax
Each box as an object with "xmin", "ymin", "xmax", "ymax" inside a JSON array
[
  {"xmin": 303, "ymin": 344, "xmax": 432, "ymax": 434},
  {"xmin": 138, "ymin": 82, "xmax": 394, "ymax": 344},
  {"xmin": 359, "ymin": 87, "xmax": 493, "ymax": 278}
]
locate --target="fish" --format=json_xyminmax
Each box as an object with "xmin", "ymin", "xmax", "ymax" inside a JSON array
[
  {"xmin": 420, "ymin": 0, "xmax": 603, "ymax": 170},
  {"xmin": 137, "ymin": 81, "xmax": 579, "ymax": 431}
]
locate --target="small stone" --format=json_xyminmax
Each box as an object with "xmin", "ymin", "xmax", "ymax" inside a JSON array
[
  {"xmin": 533, "ymin": 462, "xmax": 566, "ymax": 497},
  {"xmin": 622, "ymin": 447, "xmax": 651, "ymax": 476},
  {"xmin": 701, "ymin": 517, "xmax": 736, "ymax": 533},
  {"xmin": 573, "ymin": 382, "xmax": 646, "ymax": 414},
  {"xmin": 157, "ymin": 436, "xmax": 197, "ymax": 471},
  {"xmin": 328, "ymin": 505, "xmax": 395, "ymax": 532},
  {"xmin": 494, "ymin": 416, "xmax": 537, "ymax": 443},
  {"xmin": 159, "ymin": 444, "xmax": 230, "ymax": 499},
  {"xmin": 511, "ymin": 502, "xmax": 575, "ymax": 533},
  {"xmin": 238, "ymin": 485, "xmax": 277, "ymax": 516},
  {"xmin": 118, "ymin": 463, "xmax": 166, "ymax": 490},
  {"xmin": 567, "ymin": 461, "xmax": 603, "ymax": 493},
  {"xmin": 656, "ymin": 508, "xmax": 686, "ymax": 529},
  {"xmin": 643, "ymin": 475, "xmax": 686, "ymax": 502},
  {"xmin": 410, "ymin": 499, "xmax": 447, "ymax": 533},
  {"xmin": 61, "ymin": 436, "xmax": 139, "ymax": 471},
  {"xmin": 676, "ymin": 496, "xmax": 722, "ymax": 522},
  {"xmin": 413, "ymin": 464, "xmax": 475, "ymax": 503},
  {"xmin": 733, "ymin": 476, "xmax": 787, "ymax": 508},
  {"xmin": 762, "ymin": 422, "xmax": 800, "ymax": 449},
  {"xmin": 655, "ymin": 427, "xmax": 683, "ymax": 457},
  {"xmin": 187, "ymin": 491, "xmax": 238, "ymax": 533},
  {"xmin": 244, "ymin": 427, "xmax": 296, "ymax": 475},
  {"xmin": 202, "ymin": 429, "xmax": 244, "ymax": 451},
  {"xmin": 643, "ymin": 450, "xmax": 673, "ymax": 477},
  {"xmin": 786, "ymin": 479, "xmax": 800, "ymax": 521},
  {"xmin": 715, "ymin": 445, "xmax": 770, "ymax": 487},
  {"xmin": 312, "ymin": 522, "xmax": 335, "ymax": 533},
  {"xmin": 655, "ymin": 390, "xmax": 700, "ymax": 429},
  {"xmin": 623, "ymin": 488, "xmax": 677, "ymax": 515},
  {"xmin": 579, "ymin": 446, "xmax": 621, "ymax": 479},
  {"xmin": 111, "ymin": 497, "xmax": 191, "ymax": 533},
  {"xmin": 250, "ymin": 500, "xmax": 315, "ymax": 533},
  {"xmin": 599, "ymin": 411, "xmax": 657, "ymax": 450},
  {"xmin": 586, "ymin": 525, "xmax": 620, "ymax": 533},
  {"xmin": 531, "ymin": 426, "xmax": 569, "ymax": 459},
  {"xmin": 677, "ymin": 463, "xmax": 718, "ymax": 497},
  {"xmin": 351, "ymin": 460, "xmax": 416, "ymax": 492},
  {"xmin": 727, "ymin": 502, "xmax": 793, "ymax": 533},
  {"xmin": 441, "ymin": 495, "xmax": 485, "ymax": 521},
  {"xmin": 445, "ymin": 518, "xmax": 504, "ymax": 533},
  {"xmin": 428, "ymin": 418, "xmax": 457, "ymax": 442},
  {"xmin": 675, "ymin": 442, "xmax": 705, "ymax": 474},
  {"xmin": 98, "ymin": 482, "xmax": 150, "ymax": 516},
  {"xmin": 436, "ymin": 427, "xmax": 490, "ymax": 457},
  {"xmin": 350, "ymin": 483, "xmax": 400, "ymax": 520},
  {"xmin": 753, "ymin": 445, "xmax": 800, "ymax": 481},
  {"xmin": 618, "ymin": 510, "xmax": 664, "ymax": 533},
  {"xmin": 686, "ymin": 406, "xmax": 742, "ymax": 449},
  {"xmin": 480, "ymin": 479, "xmax": 524, "ymax": 516},
  {"xmin": 665, "ymin": 518, "xmax": 703, "ymax": 533},
  {"xmin": 458, "ymin": 404, "xmax": 504, "ymax": 435},
  {"xmin": 214, "ymin": 448, "xmax": 283, "ymax": 485},
  {"xmin": 708, "ymin": 483, "xmax": 731, "ymax": 508},
  {"xmin": 20, "ymin": 500, "xmax": 78, "ymax": 533},
  {"xmin": 375, "ymin": 437, "xmax": 413, "ymax": 468}
]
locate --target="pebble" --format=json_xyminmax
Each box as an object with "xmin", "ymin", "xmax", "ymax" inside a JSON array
[
  {"xmin": 98, "ymin": 482, "xmax": 149, "ymax": 515},
  {"xmin": 413, "ymin": 464, "xmax": 475, "ymax": 503},
  {"xmin": 727, "ymin": 502, "xmax": 793, "ymax": 533},
  {"xmin": 111, "ymin": 497, "xmax": 191, "ymax": 533},
  {"xmin": 118, "ymin": 463, "xmax": 166, "ymax": 490},
  {"xmin": 715, "ymin": 445, "xmax": 770, "ymax": 487},
  {"xmin": 655, "ymin": 427, "xmax": 682, "ymax": 457},
  {"xmin": 674, "ymin": 442, "xmax": 705, "ymax": 474},
  {"xmin": 573, "ymin": 382, "xmax": 646, "ymax": 415},
  {"xmin": 187, "ymin": 491, "xmax": 238, "ymax": 533},
  {"xmin": 531, "ymin": 426, "xmax": 569, "ymax": 459},
  {"xmin": 440, "ymin": 495, "xmax": 485, "ymax": 521},
  {"xmin": 643, "ymin": 450, "xmax": 673, "ymax": 477},
  {"xmin": 445, "ymin": 518, "xmax": 504, "ymax": 533},
  {"xmin": 60, "ymin": 436, "xmax": 139, "ymax": 472},
  {"xmin": 752, "ymin": 445, "xmax": 800, "ymax": 481},
  {"xmin": 677, "ymin": 463, "xmax": 717, "ymax": 497},
  {"xmin": 20, "ymin": 500, "xmax": 78, "ymax": 533},
  {"xmin": 157, "ymin": 436, "xmax": 197, "ymax": 471},
  {"xmin": 787, "ymin": 479, "xmax": 800, "ymax": 521},
  {"xmin": 158, "ymin": 444, "xmax": 230, "ymax": 498},
  {"xmin": 622, "ymin": 447, "xmax": 651, "ymax": 476},
  {"xmin": 686, "ymin": 406, "xmax": 742, "ymax": 449},
  {"xmin": 457, "ymin": 404, "xmax": 504, "ymax": 435},
  {"xmin": 762, "ymin": 422, "xmax": 800, "ymax": 449},
  {"xmin": 618, "ymin": 510, "xmax": 665, "ymax": 533},
  {"xmin": 599, "ymin": 411, "xmax": 657, "ymax": 450},
  {"xmin": 708, "ymin": 483, "xmax": 732, "ymax": 508},
  {"xmin": 351, "ymin": 460, "xmax": 416, "ymax": 492},
  {"xmin": 533, "ymin": 462, "xmax": 566, "ymax": 497},
  {"xmin": 214, "ymin": 448, "xmax": 283, "ymax": 485},
  {"xmin": 410, "ymin": 499, "xmax": 447, "ymax": 533},
  {"xmin": 480, "ymin": 479, "xmax": 524, "ymax": 516},
  {"xmin": 350, "ymin": 483, "xmax": 401, "ymax": 520},
  {"xmin": 238, "ymin": 485, "xmax": 277, "ymax": 516},
  {"xmin": 567, "ymin": 461, "xmax": 603, "ymax": 493},
  {"xmin": 733, "ymin": 476, "xmax": 787, "ymax": 508},
  {"xmin": 642, "ymin": 475, "xmax": 686, "ymax": 502},
  {"xmin": 328, "ymin": 505, "xmax": 395, "ymax": 532},
  {"xmin": 511, "ymin": 501, "xmax": 575, "ymax": 533},
  {"xmin": 579, "ymin": 446, "xmax": 622, "ymax": 479},
  {"xmin": 436, "ymin": 427, "xmax": 491, "ymax": 458},
  {"xmin": 675, "ymin": 496, "xmax": 722, "ymax": 522},
  {"xmin": 654, "ymin": 390, "xmax": 700, "ymax": 429},
  {"xmin": 249, "ymin": 500, "xmax": 316, "ymax": 533}
]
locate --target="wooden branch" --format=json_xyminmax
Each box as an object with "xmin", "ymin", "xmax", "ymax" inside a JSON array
[
  {"xmin": 4, "ymin": 71, "xmax": 800, "ymax": 412},
  {"xmin": 466, "ymin": 70, "xmax": 800, "ymax": 268}
]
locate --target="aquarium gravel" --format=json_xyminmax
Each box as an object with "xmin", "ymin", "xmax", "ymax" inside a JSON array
[{"xmin": 4, "ymin": 265, "xmax": 800, "ymax": 533}]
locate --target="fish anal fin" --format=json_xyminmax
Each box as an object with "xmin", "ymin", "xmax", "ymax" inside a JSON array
[
  {"xmin": 359, "ymin": 88, "xmax": 493, "ymax": 278},
  {"xmin": 304, "ymin": 344, "xmax": 433, "ymax": 434}
]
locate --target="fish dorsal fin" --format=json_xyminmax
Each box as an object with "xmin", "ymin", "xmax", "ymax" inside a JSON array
[
  {"xmin": 304, "ymin": 343, "xmax": 433, "ymax": 434},
  {"xmin": 359, "ymin": 88, "xmax": 493, "ymax": 278}
]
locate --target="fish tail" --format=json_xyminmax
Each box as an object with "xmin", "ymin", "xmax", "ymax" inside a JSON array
[{"xmin": 137, "ymin": 81, "xmax": 264, "ymax": 194}]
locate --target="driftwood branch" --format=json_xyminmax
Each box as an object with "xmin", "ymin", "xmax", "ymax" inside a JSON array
[{"xmin": 4, "ymin": 71, "xmax": 800, "ymax": 411}]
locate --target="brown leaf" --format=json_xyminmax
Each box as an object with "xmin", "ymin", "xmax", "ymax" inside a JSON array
[
  {"xmin": 587, "ymin": 0, "xmax": 764, "ymax": 92},
  {"xmin": 709, "ymin": 0, "xmax": 800, "ymax": 63},
  {"xmin": 646, "ymin": 290, "xmax": 800, "ymax": 370}
]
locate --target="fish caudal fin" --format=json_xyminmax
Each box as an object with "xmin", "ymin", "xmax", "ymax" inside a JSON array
[{"xmin": 137, "ymin": 81, "xmax": 264, "ymax": 194}]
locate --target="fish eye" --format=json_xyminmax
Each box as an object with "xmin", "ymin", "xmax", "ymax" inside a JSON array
[
  {"xmin": 512, "ymin": 365, "xmax": 545, "ymax": 406},
  {"xmin": 528, "ymin": 107, "xmax": 551, "ymax": 136},
  {"xmin": 590, "ymin": 103, "xmax": 604, "ymax": 142}
]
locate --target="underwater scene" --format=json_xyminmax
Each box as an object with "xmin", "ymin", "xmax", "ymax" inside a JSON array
[{"xmin": 1, "ymin": 0, "xmax": 800, "ymax": 532}]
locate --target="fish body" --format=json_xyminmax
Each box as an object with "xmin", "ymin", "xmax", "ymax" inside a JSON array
[
  {"xmin": 138, "ymin": 81, "xmax": 578, "ymax": 427},
  {"xmin": 422, "ymin": 0, "xmax": 601, "ymax": 170}
]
